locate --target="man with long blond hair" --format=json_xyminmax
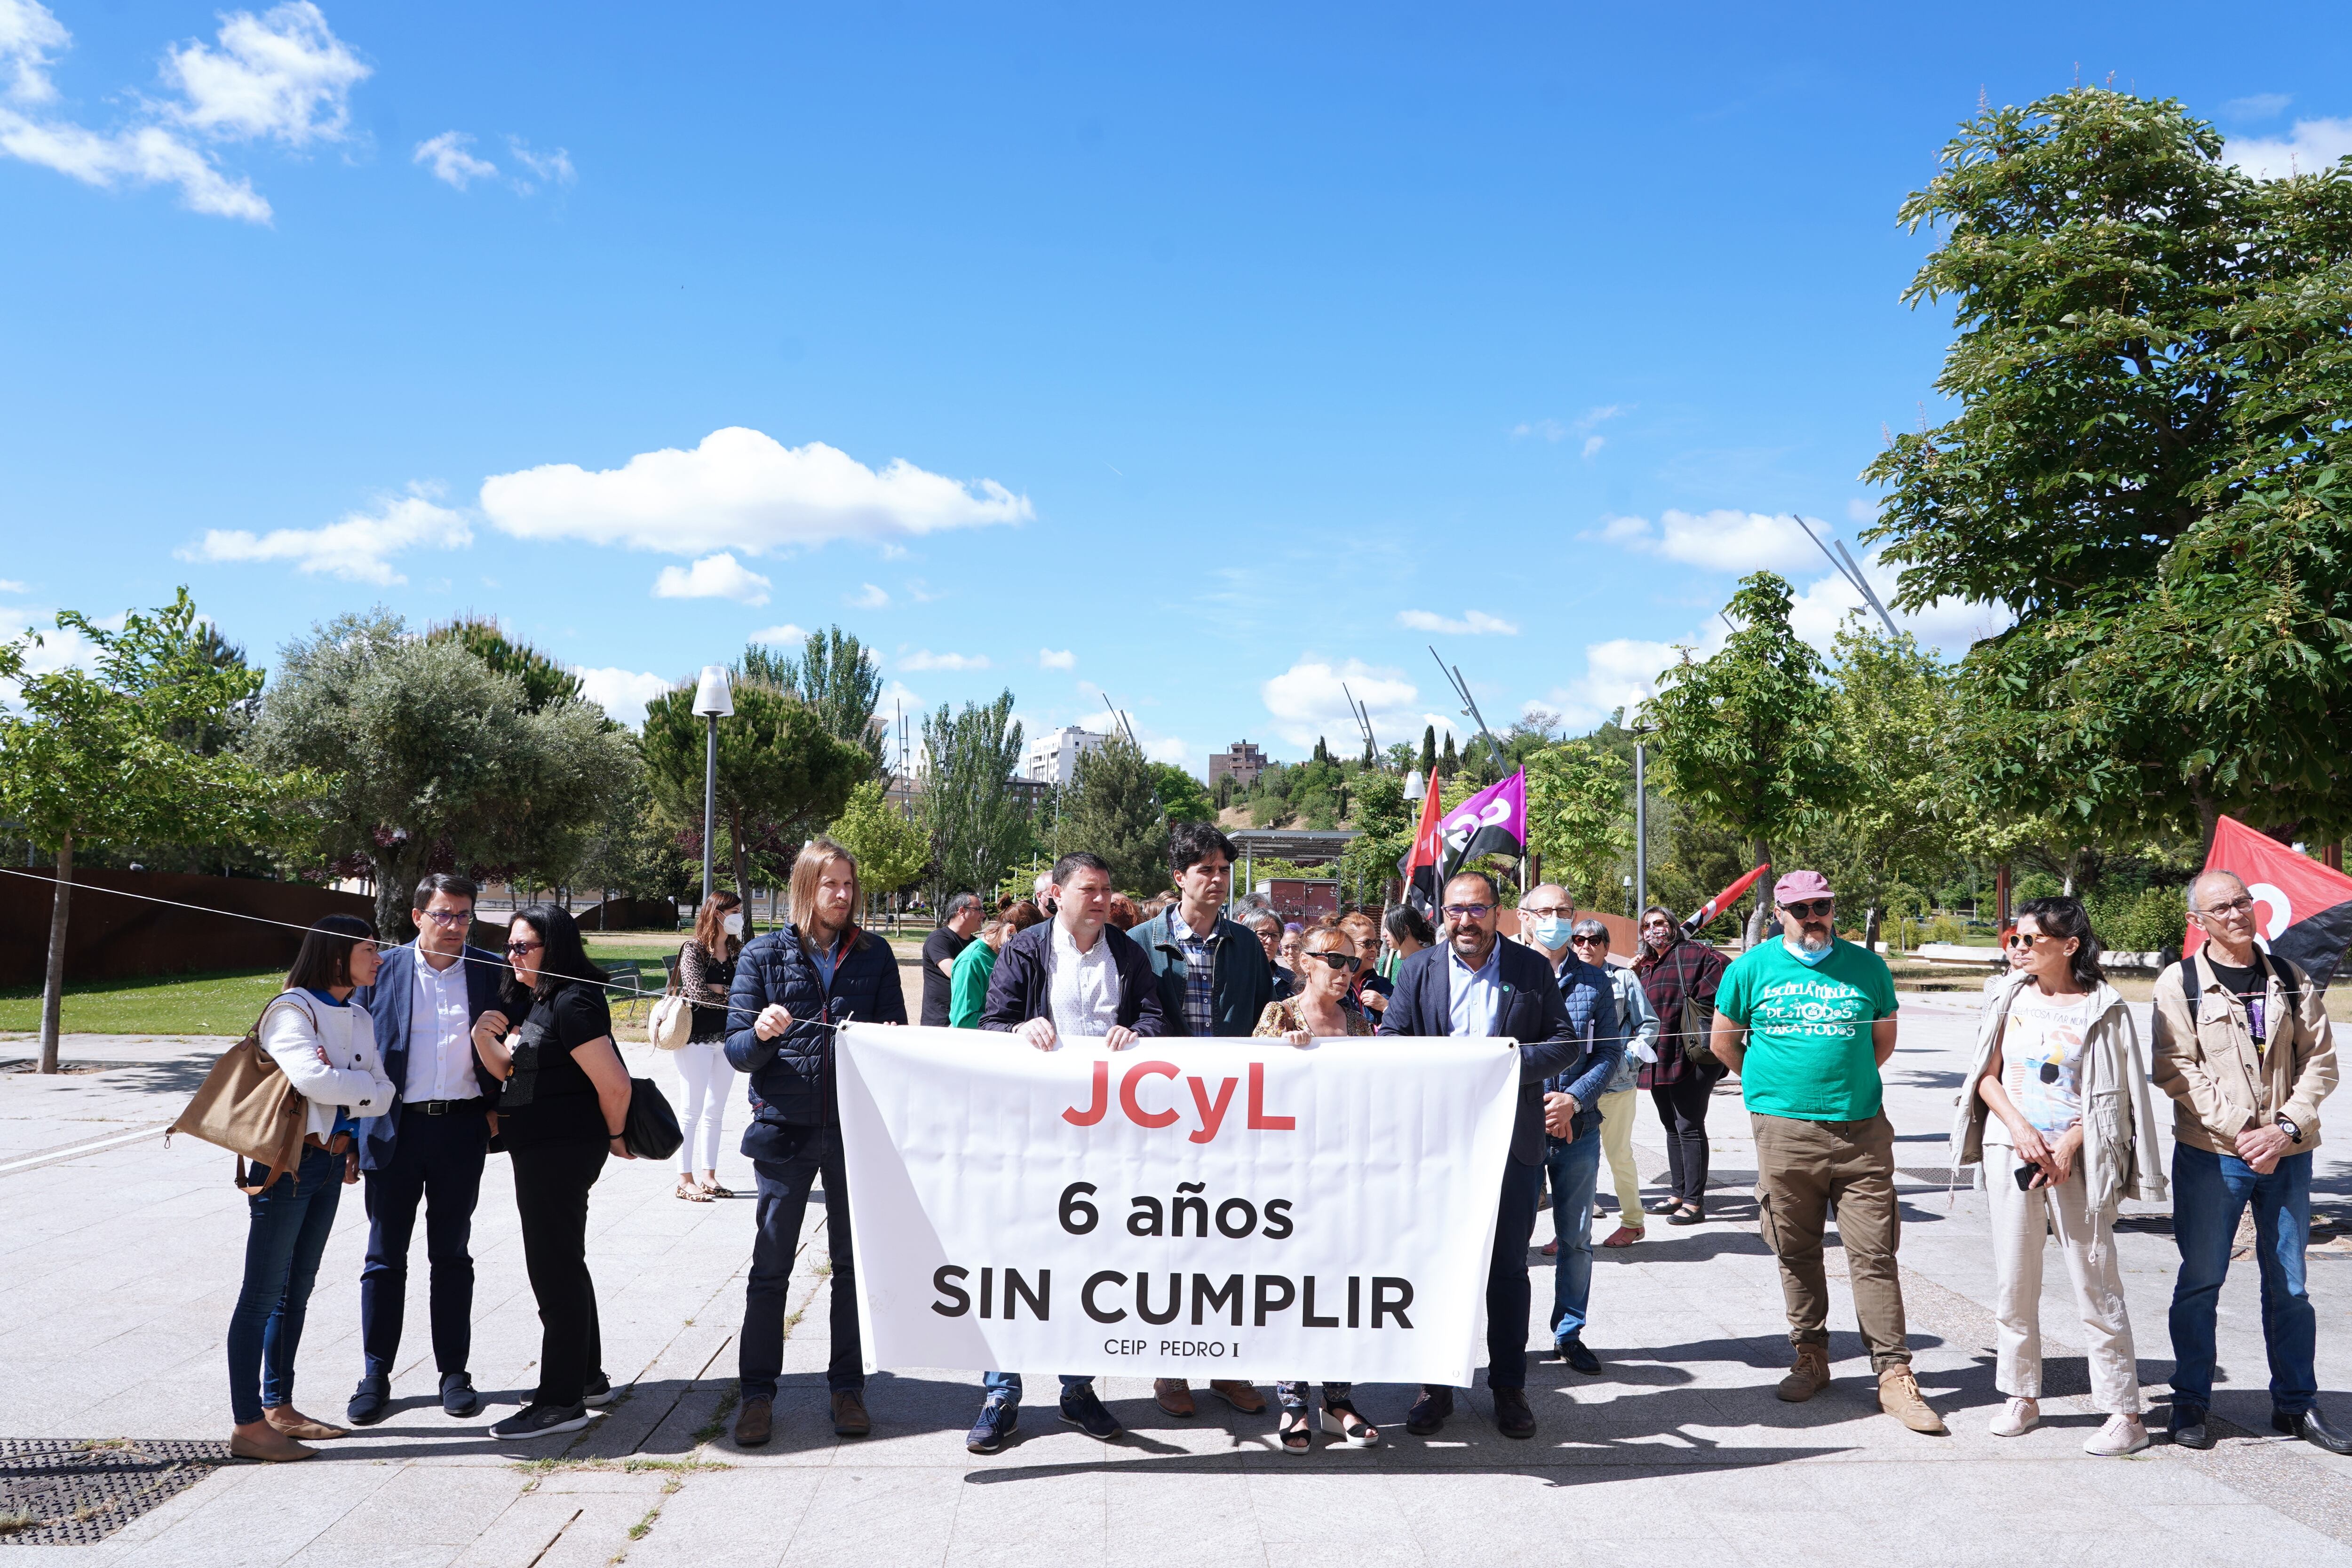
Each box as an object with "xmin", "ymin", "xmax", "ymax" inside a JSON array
[{"xmin": 723, "ymin": 838, "xmax": 907, "ymax": 1447}]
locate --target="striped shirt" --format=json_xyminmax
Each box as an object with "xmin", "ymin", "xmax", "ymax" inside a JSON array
[{"xmin": 1167, "ymin": 905, "xmax": 1217, "ymax": 1037}]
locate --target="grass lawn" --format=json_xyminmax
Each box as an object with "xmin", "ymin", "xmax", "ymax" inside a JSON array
[{"xmin": 0, "ymin": 967, "xmax": 289, "ymax": 1038}]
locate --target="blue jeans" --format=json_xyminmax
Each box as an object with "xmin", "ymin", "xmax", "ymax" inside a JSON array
[
  {"xmin": 1545, "ymin": 1128, "xmax": 1603, "ymax": 1342},
  {"xmin": 981, "ymin": 1371, "xmax": 1093, "ymax": 1401},
  {"xmin": 2169, "ymin": 1145, "xmax": 2315, "ymax": 1416},
  {"xmin": 228, "ymin": 1145, "xmax": 342, "ymax": 1425}
]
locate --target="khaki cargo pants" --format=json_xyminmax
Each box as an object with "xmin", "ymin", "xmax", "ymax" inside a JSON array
[{"xmin": 1752, "ymin": 1111, "xmax": 1910, "ymax": 1372}]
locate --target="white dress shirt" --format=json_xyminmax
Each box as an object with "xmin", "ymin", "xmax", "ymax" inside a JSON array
[
  {"xmin": 1049, "ymin": 920, "xmax": 1122, "ymax": 1037},
  {"xmin": 1447, "ymin": 941, "xmax": 1504, "ymax": 1037},
  {"xmin": 407, "ymin": 948, "xmax": 480, "ymax": 1103}
]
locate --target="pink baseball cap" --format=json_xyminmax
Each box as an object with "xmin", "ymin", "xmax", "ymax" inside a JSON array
[{"xmin": 1773, "ymin": 869, "xmax": 1834, "ymax": 904}]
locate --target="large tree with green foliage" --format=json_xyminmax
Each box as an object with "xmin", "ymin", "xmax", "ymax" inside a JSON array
[
  {"xmin": 920, "ymin": 690, "xmax": 1029, "ymax": 907},
  {"xmin": 1146, "ymin": 763, "xmax": 1215, "ymax": 824},
  {"xmin": 741, "ymin": 626, "xmax": 888, "ymax": 779},
  {"xmin": 1523, "ymin": 740, "xmax": 1630, "ymax": 909},
  {"xmin": 1061, "ymin": 734, "xmax": 1171, "ymax": 894},
  {"xmin": 0, "ymin": 590, "xmax": 312, "ymax": 1072},
  {"xmin": 253, "ymin": 609, "xmax": 639, "ymax": 939},
  {"xmin": 1645, "ymin": 573, "xmax": 1853, "ymax": 944},
  {"xmin": 429, "ymin": 616, "xmax": 586, "ymax": 713},
  {"xmin": 641, "ymin": 679, "xmax": 869, "ymax": 905},
  {"xmin": 1813, "ymin": 621, "xmax": 1963, "ymax": 947},
  {"xmin": 828, "ymin": 779, "xmax": 931, "ymax": 919},
  {"xmin": 1864, "ymin": 86, "xmax": 2352, "ymax": 846}
]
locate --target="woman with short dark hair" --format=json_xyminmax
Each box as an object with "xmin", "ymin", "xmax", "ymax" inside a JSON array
[
  {"xmin": 473, "ymin": 904, "xmax": 636, "ymax": 1440},
  {"xmin": 228, "ymin": 914, "xmax": 396, "ymax": 1462},
  {"xmin": 672, "ymin": 891, "xmax": 744, "ymax": 1202}
]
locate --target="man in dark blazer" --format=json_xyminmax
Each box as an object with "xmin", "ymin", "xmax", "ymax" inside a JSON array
[
  {"xmin": 1378, "ymin": 869, "xmax": 1579, "ymax": 1440},
  {"xmin": 347, "ymin": 872, "xmax": 508, "ymax": 1425}
]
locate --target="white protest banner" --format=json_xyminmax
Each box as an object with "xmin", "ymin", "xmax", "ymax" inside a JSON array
[{"xmin": 834, "ymin": 1022, "xmax": 1520, "ymax": 1387}]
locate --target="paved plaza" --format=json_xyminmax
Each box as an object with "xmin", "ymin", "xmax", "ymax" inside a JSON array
[{"xmin": 2, "ymin": 992, "xmax": 2348, "ymax": 1566}]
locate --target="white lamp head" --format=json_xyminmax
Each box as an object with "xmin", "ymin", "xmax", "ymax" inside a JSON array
[{"xmin": 692, "ymin": 664, "xmax": 734, "ymax": 718}]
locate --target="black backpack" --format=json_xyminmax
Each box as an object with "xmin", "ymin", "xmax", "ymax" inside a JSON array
[{"xmin": 2179, "ymin": 948, "xmax": 2299, "ymax": 1031}]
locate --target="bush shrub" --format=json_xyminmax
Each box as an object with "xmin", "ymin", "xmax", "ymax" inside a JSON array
[{"xmin": 2087, "ymin": 884, "xmax": 2186, "ymax": 955}]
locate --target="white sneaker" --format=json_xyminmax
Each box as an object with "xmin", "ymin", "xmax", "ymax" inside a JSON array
[
  {"xmin": 1988, "ymin": 1396, "xmax": 2039, "ymax": 1437},
  {"xmin": 2084, "ymin": 1414, "xmax": 2149, "ymax": 1457}
]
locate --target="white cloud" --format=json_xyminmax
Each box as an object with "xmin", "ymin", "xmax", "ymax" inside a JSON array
[
  {"xmin": 0, "ymin": 1, "xmax": 363, "ymax": 223},
  {"xmin": 162, "ymin": 3, "xmax": 366, "ymax": 146},
  {"xmin": 898, "ymin": 648, "xmax": 988, "ymax": 672},
  {"xmin": 507, "ymin": 137, "xmax": 573, "ymax": 186},
  {"xmin": 0, "ymin": 601, "xmax": 103, "ymax": 708},
  {"xmin": 1038, "ymin": 647, "xmax": 1075, "ymax": 669},
  {"xmin": 1592, "ymin": 509, "xmax": 1825, "ymax": 574},
  {"xmin": 571, "ymin": 667, "xmax": 671, "ymax": 730},
  {"xmin": 414, "ymin": 130, "xmax": 494, "ymax": 189},
  {"xmin": 1260, "ymin": 656, "xmax": 1423, "ymax": 751},
  {"xmin": 1581, "ymin": 436, "xmax": 1605, "ymax": 459},
  {"xmin": 180, "ymin": 487, "xmax": 470, "ymax": 584},
  {"xmin": 881, "ymin": 678, "xmax": 925, "ymax": 712},
  {"xmin": 2230, "ymin": 118, "xmax": 2352, "ymax": 180},
  {"xmin": 478, "ymin": 427, "xmax": 1033, "ymax": 556},
  {"xmin": 1510, "ymin": 418, "xmax": 1568, "ymax": 442},
  {"xmin": 1538, "ymin": 637, "xmax": 1693, "ymax": 731},
  {"xmin": 0, "ymin": 0, "xmax": 69, "ymax": 104},
  {"xmin": 0, "ymin": 578, "xmax": 26, "ymax": 592},
  {"xmin": 652, "ymin": 551, "xmax": 771, "ymax": 604},
  {"xmin": 1397, "ymin": 608, "xmax": 1518, "ymax": 637},
  {"xmin": 2224, "ymin": 93, "xmax": 2291, "ymax": 120},
  {"xmin": 1076, "ymin": 707, "xmax": 1191, "ymax": 768},
  {"xmin": 1783, "ymin": 550, "xmax": 2007, "ymax": 656},
  {"xmin": 1845, "ymin": 497, "xmax": 1876, "ymax": 524},
  {"xmin": 849, "ymin": 583, "xmax": 889, "ymax": 609},
  {"xmin": 748, "ymin": 623, "xmax": 807, "ymax": 645}
]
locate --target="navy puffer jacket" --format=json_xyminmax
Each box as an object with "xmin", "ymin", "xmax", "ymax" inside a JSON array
[{"xmin": 725, "ymin": 923, "xmax": 906, "ymax": 1153}]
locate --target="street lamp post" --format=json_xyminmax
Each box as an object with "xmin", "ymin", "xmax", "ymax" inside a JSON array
[
  {"xmin": 692, "ymin": 665, "xmax": 734, "ymax": 905},
  {"xmin": 1633, "ymin": 737, "xmax": 1647, "ymax": 915}
]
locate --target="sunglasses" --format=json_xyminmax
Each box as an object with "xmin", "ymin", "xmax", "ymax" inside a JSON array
[
  {"xmin": 1568, "ymin": 933, "xmax": 1609, "ymax": 947},
  {"xmin": 2004, "ymin": 931, "xmax": 2050, "ymax": 949},
  {"xmin": 1780, "ymin": 899, "xmax": 1835, "ymax": 919},
  {"xmin": 1443, "ymin": 903, "xmax": 1495, "ymax": 920},
  {"xmin": 505, "ymin": 940, "xmax": 543, "ymax": 956},
  {"xmin": 1304, "ymin": 951, "xmax": 1363, "ymax": 973}
]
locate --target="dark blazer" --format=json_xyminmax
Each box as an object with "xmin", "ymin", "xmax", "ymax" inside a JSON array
[
  {"xmin": 980, "ymin": 920, "xmax": 1168, "ymax": 1036},
  {"xmin": 1377, "ymin": 939, "xmax": 1579, "ymax": 1165},
  {"xmin": 1128, "ymin": 908, "xmax": 1277, "ymax": 1036},
  {"xmin": 350, "ymin": 941, "xmax": 506, "ymax": 1172},
  {"xmin": 726, "ymin": 924, "xmax": 907, "ymax": 1146}
]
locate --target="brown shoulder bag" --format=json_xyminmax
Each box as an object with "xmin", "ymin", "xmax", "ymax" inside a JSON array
[{"xmin": 167, "ymin": 994, "xmax": 311, "ymax": 1194}]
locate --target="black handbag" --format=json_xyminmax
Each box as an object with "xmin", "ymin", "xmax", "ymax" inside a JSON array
[{"xmin": 623, "ymin": 1076, "xmax": 684, "ymax": 1161}]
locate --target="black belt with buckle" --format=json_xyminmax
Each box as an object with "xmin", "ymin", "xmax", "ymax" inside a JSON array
[{"xmin": 411, "ymin": 1098, "xmax": 481, "ymax": 1115}]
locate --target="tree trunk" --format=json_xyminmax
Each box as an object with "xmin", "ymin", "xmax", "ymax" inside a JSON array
[
  {"xmin": 1743, "ymin": 837, "xmax": 1773, "ymax": 949},
  {"xmin": 39, "ymin": 831, "xmax": 72, "ymax": 1075},
  {"xmin": 1863, "ymin": 904, "xmax": 1883, "ymax": 953}
]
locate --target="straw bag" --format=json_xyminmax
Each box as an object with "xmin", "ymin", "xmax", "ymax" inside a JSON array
[
  {"xmin": 167, "ymin": 994, "xmax": 311, "ymax": 1194},
  {"xmin": 648, "ymin": 946, "xmax": 693, "ymax": 1050}
]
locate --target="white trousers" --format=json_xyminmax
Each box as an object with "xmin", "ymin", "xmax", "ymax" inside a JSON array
[
  {"xmin": 1984, "ymin": 1143, "xmax": 2141, "ymax": 1413},
  {"xmin": 669, "ymin": 1040, "xmax": 736, "ymax": 1174},
  {"xmin": 1598, "ymin": 1089, "xmax": 1644, "ymax": 1225}
]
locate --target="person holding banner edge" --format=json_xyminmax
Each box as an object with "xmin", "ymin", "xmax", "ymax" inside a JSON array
[
  {"xmin": 724, "ymin": 839, "xmax": 908, "ymax": 1449},
  {"xmin": 1378, "ymin": 868, "xmax": 1580, "ymax": 1441},
  {"xmin": 967, "ymin": 851, "xmax": 1168, "ymax": 1452},
  {"xmin": 1128, "ymin": 821, "xmax": 1277, "ymax": 1420}
]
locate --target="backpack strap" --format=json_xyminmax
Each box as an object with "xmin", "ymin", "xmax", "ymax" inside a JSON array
[{"xmin": 2181, "ymin": 950, "xmax": 2201, "ymax": 1026}]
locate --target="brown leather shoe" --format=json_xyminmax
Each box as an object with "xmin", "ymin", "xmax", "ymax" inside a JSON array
[
  {"xmin": 265, "ymin": 1409, "xmax": 347, "ymax": 1441},
  {"xmin": 1777, "ymin": 1344, "xmax": 1831, "ymax": 1403},
  {"xmin": 1208, "ymin": 1380, "xmax": 1266, "ymax": 1415},
  {"xmin": 1153, "ymin": 1378, "xmax": 1196, "ymax": 1417},
  {"xmin": 734, "ymin": 1395, "xmax": 773, "ymax": 1447},
  {"xmin": 1878, "ymin": 1366, "xmax": 1947, "ymax": 1434},
  {"xmin": 229, "ymin": 1426, "xmax": 316, "ymax": 1463},
  {"xmin": 831, "ymin": 1389, "xmax": 871, "ymax": 1438}
]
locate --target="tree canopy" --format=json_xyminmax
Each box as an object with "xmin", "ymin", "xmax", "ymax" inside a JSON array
[
  {"xmin": 1061, "ymin": 734, "xmax": 1171, "ymax": 894},
  {"xmin": 920, "ymin": 690, "xmax": 1029, "ymax": 907}
]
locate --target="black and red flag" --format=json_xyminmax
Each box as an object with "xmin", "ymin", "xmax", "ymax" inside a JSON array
[
  {"xmin": 1396, "ymin": 768, "xmax": 1529, "ymax": 916},
  {"xmin": 2185, "ymin": 815, "xmax": 2352, "ymax": 988},
  {"xmin": 1682, "ymin": 862, "xmax": 1770, "ymax": 938},
  {"xmin": 1398, "ymin": 769, "xmax": 1447, "ymax": 916}
]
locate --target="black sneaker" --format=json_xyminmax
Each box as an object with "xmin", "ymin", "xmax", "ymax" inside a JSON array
[
  {"xmin": 441, "ymin": 1373, "xmax": 480, "ymax": 1418},
  {"xmin": 346, "ymin": 1375, "xmax": 390, "ymax": 1428},
  {"xmin": 582, "ymin": 1376, "xmax": 615, "ymax": 1409},
  {"xmin": 488, "ymin": 1402, "xmax": 591, "ymax": 1440},
  {"xmin": 1058, "ymin": 1385, "xmax": 1123, "ymax": 1441},
  {"xmin": 966, "ymin": 1393, "xmax": 1019, "ymax": 1454}
]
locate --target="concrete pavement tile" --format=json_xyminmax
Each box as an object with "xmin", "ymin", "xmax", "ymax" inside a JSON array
[
  {"xmin": 286, "ymin": 1460, "xmax": 525, "ymax": 1545},
  {"xmin": 1246, "ymin": 1467, "xmax": 1417, "ymax": 1550},
  {"xmin": 766, "ymin": 1468, "xmax": 965, "ymax": 1568},
  {"xmin": 941, "ymin": 1465, "xmax": 1103, "ymax": 1565},
  {"xmin": 604, "ymin": 1469, "xmax": 811, "ymax": 1568},
  {"xmin": 2134, "ymin": 1503, "xmax": 2352, "ymax": 1566}
]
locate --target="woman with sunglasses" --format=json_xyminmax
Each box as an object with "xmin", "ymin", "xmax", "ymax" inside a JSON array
[
  {"xmin": 473, "ymin": 903, "xmax": 636, "ymax": 1440},
  {"xmin": 1948, "ymin": 896, "xmax": 2166, "ymax": 1455},
  {"xmin": 1251, "ymin": 923, "xmax": 1381, "ymax": 1451}
]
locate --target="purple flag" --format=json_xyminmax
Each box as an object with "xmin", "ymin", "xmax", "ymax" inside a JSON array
[{"xmin": 1435, "ymin": 768, "xmax": 1527, "ymax": 887}]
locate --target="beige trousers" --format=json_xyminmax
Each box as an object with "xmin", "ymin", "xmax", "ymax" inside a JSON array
[
  {"xmin": 1752, "ymin": 1111, "xmax": 1910, "ymax": 1371},
  {"xmin": 1984, "ymin": 1143, "xmax": 2142, "ymax": 1413},
  {"xmin": 1598, "ymin": 1089, "xmax": 1643, "ymax": 1226}
]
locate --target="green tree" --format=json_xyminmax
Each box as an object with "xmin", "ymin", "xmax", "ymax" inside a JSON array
[
  {"xmin": 1420, "ymin": 725, "xmax": 1437, "ymax": 777},
  {"xmin": 1523, "ymin": 740, "xmax": 1630, "ymax": 907},
  {"xmin": 921, "ymin": 690, "xmax": 1029, "ymax": 907},
  {"xmin": 1864, "ymin": 86, "xmax": 2352, "ymax": 846},
  {"xmin": 573, "ymin": 765, "xmax": 692, "ymax": 907},
  {"xmin": 1060, "ymin": 735, "xmax": 1171, "ymax": 894},
  {"xmin": 1437, "ymin": 732, "xmax": 1459, "ymax": 778},
  {"xmin": 0, "ymin": 590, "xmax": 314, "ymax": 1072},
  {"xmin": 828, "ymin": 780, "xmax": 931, "ymax": 920},
  {"xmin": 1819, "ymin": 621, "xmax": 1963, "ymax": 947},
  {"xmin": 1645, "ymin": 573, "xmax": 1854, "ymax": 945},
  {"xmin": 252, "ymin": 609, "xmax": 638, "ymax": 939},
  {"xmin": 641, "ymin": 678, "xmax": 869, "ymax": 905},
  {"xmin": 428, "ymin": 616, "xmax": 586, "ymax": 713},
  {"xmin": 1335, "ymin": 769, "xmax": 1413, "ymax": 905},
  {"xmin": 742, "ymin": 626, "xmax": 888, "ymax": 779},
  {"xmin": 1147, "ymin": 762, "xmax": 1215, "ymax": 824}
]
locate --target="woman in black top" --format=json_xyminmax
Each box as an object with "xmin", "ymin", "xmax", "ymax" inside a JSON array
[
  {"xmin": 673, "ymin": 891, "xmax": 744, "ymax": 1202},
  {"xmin": 471, "ymin": 903, "xmax": 636, "ymax": 1440}
]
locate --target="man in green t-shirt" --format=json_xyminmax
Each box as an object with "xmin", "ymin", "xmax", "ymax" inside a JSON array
[{"xmin": 1711, "ymin": 869, "xmax": 1944, "ymax": 1436}]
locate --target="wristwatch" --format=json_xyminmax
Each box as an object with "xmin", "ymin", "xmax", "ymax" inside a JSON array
[{"xmin": 2277, "ymin": 1114, "xmax": 2302, "ymax": 1143}]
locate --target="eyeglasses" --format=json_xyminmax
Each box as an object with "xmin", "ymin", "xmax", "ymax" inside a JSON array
[
  {"xmin": 1568, "ymin": 934, "xmax": 1609, "ymax": 947},
  {"xmin": 419, "ymin": 909, "xmax": 470, "ymax": 926},
  {"xmin": 1521, "ymin": 906, "xmax": 1574, "ymax": 919},
  {"xmin": 1304, "ymin": 951, "xmax": 1362, "ymax": 973},
  {"xmin": 2004, "ymin": 931, "xmax": 2049, "ymax": 949},
  {"xmin": 1443, "ymin": 903, "xmax": 1495, "ymax": 920},
  {"xmin": 505, "ymin": 940, "xmax": 543, "ymax": 956},
  {"xmin": 1780, "ymin": 899, "xmax": 1835, "ymax": 919},
  {"xmin": 2198, "ymin": 894, "xmax": 2256, "ymax": 917}
]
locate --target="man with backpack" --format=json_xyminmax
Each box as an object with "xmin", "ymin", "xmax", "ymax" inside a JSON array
[{"xmin": 2151, "ymin": 870, "xmax": 2345, "ymax": 1454}]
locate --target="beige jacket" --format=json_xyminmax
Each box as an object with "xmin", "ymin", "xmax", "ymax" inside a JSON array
[
  {"xmin": 2149, "ymin": 950, "xmax": 2336, "ymax": 1158},
  {"xmin": 1948, "ymin": 971, "xmax": 2166, "ymax": 1209}
]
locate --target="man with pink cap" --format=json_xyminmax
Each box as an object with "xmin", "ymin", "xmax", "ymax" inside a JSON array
[{"xmin": 1709, "ymin": 869, "xmax": 1944, "ymax": 1435}]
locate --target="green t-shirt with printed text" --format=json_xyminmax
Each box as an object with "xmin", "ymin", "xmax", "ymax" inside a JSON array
[{"xmin": 1716, "ymin": 937, "xmax": 1899, "ymax": 1121}]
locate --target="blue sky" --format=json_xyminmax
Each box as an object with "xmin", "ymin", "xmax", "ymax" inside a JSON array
[{"xmin": 5, "ymin": 1, "xmax": 2349, "ymax": 774}]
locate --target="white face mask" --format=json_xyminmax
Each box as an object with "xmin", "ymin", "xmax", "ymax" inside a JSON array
[{"xmin": 722, "ymin": 912, "xmax": 745, "ymax": 937}]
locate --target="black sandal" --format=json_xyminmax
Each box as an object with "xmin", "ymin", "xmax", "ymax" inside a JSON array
[
  {"xmin": 1325, "ymin": 1399, "xmax": 1379, "ymax": 1448},
  {"xmin": 1278, "ymin": 1409, "xmax": 1312, "ymax": 1454}
]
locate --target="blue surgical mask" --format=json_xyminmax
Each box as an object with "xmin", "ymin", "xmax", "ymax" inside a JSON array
[
  {"xmin": 1525, "ymin": 915, "xmax": 1574, "ymax": 950},
  {"xmin": 1786, "ymin": 935, "xmax": 1836, "ymax": 967}
]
